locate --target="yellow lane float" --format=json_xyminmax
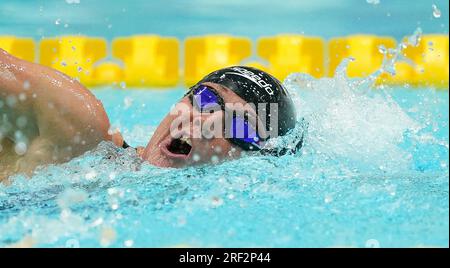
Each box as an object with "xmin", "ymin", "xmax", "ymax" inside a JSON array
[
  {"xmin": 386, "ymin": 34, "xmax": 448, "ymax": 88},
  {"xmin": 0, "ymin": 36, "xmax": 35, "ymax": 62},
  {"xmin": 39, "ymin": 36, "xmax": 107, "ymax": 86},
  {"xmin": 2, "ymin": 34, "xmax": 447, "ymax": 89},
  {"xmin": 257, "ymin": 35, "xmax": 325, "ymax": 81},
  {"xmin": 112, "ymin": 35, "xmax": 179, "ymax": 87},
  {"xmin": 328, "ymin": 35, "xmax": 397, "ymax": 78},
  {"xmin": 184, "ymin": 35, "xmax": 252, "ymax": 87},
  {"xmin": 91, "ymin": 62, "xmax": 124, "ymax": 86}
]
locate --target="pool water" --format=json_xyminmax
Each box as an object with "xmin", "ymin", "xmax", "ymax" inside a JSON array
[
  {"xmin": 0, "ymin": 71, "xmax": 448, "ymax": 248},
  {"xmin": 0, "ymin": 0, "xmax": 449, "ymax": 248}
]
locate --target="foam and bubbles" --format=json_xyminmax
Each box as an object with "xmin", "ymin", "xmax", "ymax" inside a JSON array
[{"xmin": 283, "ymin": 63, "xmax": 421, "ymax": 174}]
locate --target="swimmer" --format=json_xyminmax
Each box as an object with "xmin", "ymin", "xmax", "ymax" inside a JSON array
[{"xmin": 1, "ymin": 48, "xmax": 303, "ymax": 182}]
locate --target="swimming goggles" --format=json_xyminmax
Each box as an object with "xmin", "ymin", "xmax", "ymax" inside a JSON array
[{"xmin": 187, "ymin": 84, "xmax": 262, "ymax": 151}]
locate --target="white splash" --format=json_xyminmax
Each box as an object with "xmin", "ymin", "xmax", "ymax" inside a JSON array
[
  {"xmin": 366, "ymin": 0, "xmax": 380, "ymax": 5},
  {"xmin": 432, "ymin": 4, "xmax": 441, "ymax": 18},
  {"xmin": 281, "ymin": 29, "xmax": 431, "ymax": 173}
]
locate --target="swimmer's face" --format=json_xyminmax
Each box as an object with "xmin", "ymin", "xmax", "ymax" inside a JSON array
[{"xmin": 142, "ymin": 82, "xmax": 262, "ymax": 168}]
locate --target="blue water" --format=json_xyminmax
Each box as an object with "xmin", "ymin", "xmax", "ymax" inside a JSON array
[
  {"xmin": 0, "ymin": 76, "xmax": 448, "ymax": 247},
  {"xmin": 0, "ymin": 0, "xmax": 449, "ymax": 248}
]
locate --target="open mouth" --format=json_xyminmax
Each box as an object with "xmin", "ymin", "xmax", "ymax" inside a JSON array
[{"xmin": 166, "ymin": 136, "xmax": 192, "ymax": 156}]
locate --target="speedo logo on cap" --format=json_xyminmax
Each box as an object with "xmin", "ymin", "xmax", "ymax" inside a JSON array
[{"xmin": 225, "ymin": 67, "xmax": 275, "ymax": 95}]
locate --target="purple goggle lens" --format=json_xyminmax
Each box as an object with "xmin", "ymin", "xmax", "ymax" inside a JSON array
[
  {"xmin": 192, "ymin": 85, "xmax": 221, "ymax": 111},
  {"xmin": 190, "ymin": 85, "xmax": 261, "ymax": 150}
]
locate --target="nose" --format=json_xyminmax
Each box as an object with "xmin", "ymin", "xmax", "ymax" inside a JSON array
[{"xmin": 194, "ymin": 110, "xmax": 224, "ymax": 140}]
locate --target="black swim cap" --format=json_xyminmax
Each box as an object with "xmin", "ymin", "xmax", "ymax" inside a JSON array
[{"xmin": 193, "ymin": 66, "xmax": 297, "ymax": 138}]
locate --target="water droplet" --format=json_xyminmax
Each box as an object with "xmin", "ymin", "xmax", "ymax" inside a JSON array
[
  {"xmin": 193, "ymin": 154, "xmax": 200, "ymax": 162},
  {"xmin": 124, "ymin": 240, "xmax": 134, "ymax": 247},
  {"xmin": 123, "ymin": 97, "xmax": 133, "ymax": 109},
  {"xmin": 432, "ymin": 4, "xmax": 441, "ymax": 18},
  {"xmin": 23, "ymin": 80, "xmax": 30, "ymax": 90},
  {"xmin": 365, "ymin": 239, "xmax": 380, "ymax": 248},
  {"xmin": 366, "ymin": 0, "xmax": 380, "ymax": 5},
  {"xmin": 6, "ymin": 95, "xmax": 17, "ymax": 107},
  {"xmin": 61, "ymin": 61, "xmax": 67, "ymax": 67},
  {"xmin": 18, "ymin": 93, "xmax": 27, "ymax": 101},
  {"xmin": 85, "ymin": 170, "xmax": 97, "ymax": 180},
  {"xmin": 120, "ymin": 82, "xmax": 126, "ymax": 89},
  {"xmin": 77, "ymin": 66, "xmax": 83, "ymax": 73},
  {"xmin": 109, "ymin": 172, "xmax": 117, "ymax": 181},
  {"xmin": 91, "ymin": 218, "xmax": 104, "ymax": 227},
  {"xmin": 211, "ymin": 196, "xmax": 224, "ymax": 207},
  {"xmin": 55, "ymin": 18, "xmax": 61, "ymax": 25},
  {"xmin": 378, "ymin": 45, "xmax": 387, "ymax": 55},
  {"xmin": 15, "ymin": 142, "xmax": 27, "ymax": 155},
  {"xmin": 408, "ymin": 28, "xmax": 422, "ymax": 47}
]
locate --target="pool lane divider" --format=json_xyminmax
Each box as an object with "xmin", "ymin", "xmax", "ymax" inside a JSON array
[
  {"xmin": 184, "ymin": 35, "xmax": 252, "ymax": 87},
  {"xmin": 0, "ymin": 34, "xmax": 448, "ymax": 89},
  {"xmin": 112, "ymin": 35, "xmax": 179, "ymax": 87},
  {"xmin": 39, "ymin": 36, "xmax": 107, "ymax": 86},
  {"xmin": 0, "ymin": 36, "xmax": 35, "ymax": 62}
]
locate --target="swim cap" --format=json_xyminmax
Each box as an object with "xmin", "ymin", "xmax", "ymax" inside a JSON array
[{"xmin": 193, "ymin": 66, "xmax": 297, "ymax": 137}]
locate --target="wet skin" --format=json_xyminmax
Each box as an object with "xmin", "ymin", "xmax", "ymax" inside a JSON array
[
  {"xmin": 0, "ymin": 49, "xmax": 122, "ymax": 182},
  {"xmin": 142, "ymin": 82, "xmax": 266, "ymax": 168},
  {"xmin": 0, "ymin": 49, "xmax": 261, "ymax": 181}
]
